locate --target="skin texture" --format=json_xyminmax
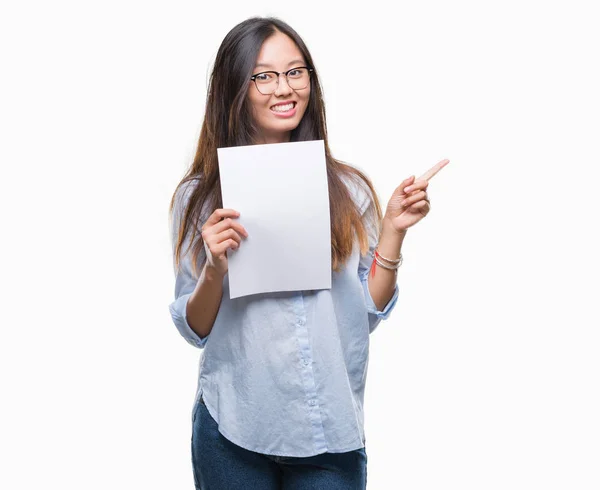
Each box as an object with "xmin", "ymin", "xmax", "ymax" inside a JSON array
[{"xmin": 247, "ymin": 31, "xmax": 311, "ymax": 144}]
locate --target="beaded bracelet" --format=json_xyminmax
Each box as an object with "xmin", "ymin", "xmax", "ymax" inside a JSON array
[
  {"xmin": 375, "ymin": 250, "xmax": 402, "ymax": 264},
  {"xmin": 369, "ymin": 250, "xmax": 403, "ymax": 278}
]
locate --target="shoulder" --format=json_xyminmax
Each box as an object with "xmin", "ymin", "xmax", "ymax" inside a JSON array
[
  {"xmin": 170, "ymin": 177, "xmax": 205, "ymax": 237},
  {"xmin": 339, "ymin": 171, "xmax": 374, "ymax": 217},
  {"xmin": 174, "ymin": 176, "xmax": 201, "ymax": 205},
  {"xmin": 171, "ymin": 176, "xmax": 203, "ymax": 216}
]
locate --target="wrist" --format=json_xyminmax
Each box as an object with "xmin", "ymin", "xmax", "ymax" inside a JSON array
[
  {"xmin": 377, "ymin": 220, "xmax": 405, "ymax": 259},
  {"xmin": 382, "ymin": 217, "xmax": 408, "ymax": 238},
  {"xmin": 203, "ymin": 263, "xmax": 225, "ymax": 282}
]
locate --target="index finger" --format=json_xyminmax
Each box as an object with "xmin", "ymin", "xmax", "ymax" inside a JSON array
[
  {"xmin": 417, "ymin": 159, "xmax": 450, "ymax": 182},
  {"xmin": 203, "ymin": 208, "xmax": 240, "ymax": 228}
]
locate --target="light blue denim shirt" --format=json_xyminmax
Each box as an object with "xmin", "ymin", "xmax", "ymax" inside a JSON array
[{"xmin": 168, "ymin": 174, "xmax": 399, "ymax": 457}]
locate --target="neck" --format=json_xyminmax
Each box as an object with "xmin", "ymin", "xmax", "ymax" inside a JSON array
[{"xmin": 255, "ymin": 131, "xmax": 291, "ymax": 145}]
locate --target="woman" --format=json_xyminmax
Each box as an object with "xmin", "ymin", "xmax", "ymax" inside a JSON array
[{"xmin": 168, "ymin": 16, "xmax": 448, "ymax": 489}]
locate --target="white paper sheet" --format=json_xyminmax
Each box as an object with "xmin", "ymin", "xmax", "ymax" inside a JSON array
[{"xmin": 217, "ymin": 140, "xmax": 331, "ymax": 299}]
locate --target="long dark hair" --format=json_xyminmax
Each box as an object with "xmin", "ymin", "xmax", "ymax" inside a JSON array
[{"xmin": 170, "ymin": 16, "xmax": 383, "ymax": 277}]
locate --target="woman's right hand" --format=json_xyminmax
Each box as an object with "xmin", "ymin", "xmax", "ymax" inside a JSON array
[{"xmin": 201, "ymin": 209, "xmax": 248, "ymax": 277}]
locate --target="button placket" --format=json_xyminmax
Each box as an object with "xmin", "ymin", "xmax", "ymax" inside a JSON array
[{"xmin": 292, "ymin": 291, "xmax": 327, "ymax": 452}]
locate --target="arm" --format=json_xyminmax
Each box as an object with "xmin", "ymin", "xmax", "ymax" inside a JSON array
[
  {"xmin": 185, "ymin": 264, "xmax": 225, "ymax": 340},
  {"xmin": 367, "ymin": 158, "xmax": 449, "ymax": 308},
  {"xmin": 168, "ymin": 181, "xmax": 224, "ymax": 348},
  {"xmin": 357, "ymin": 201, "xmax": 400, "ymax": 334},
  {"xmin": 169, "ymin": 256, "xmax": 224, "ymax": 349},
  {"xmin": 368, "ymin": 219, "xmax": 406, "ymax": 311}
]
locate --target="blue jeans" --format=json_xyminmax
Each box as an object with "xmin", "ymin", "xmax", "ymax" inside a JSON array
[{"xmin": 191, "ymin": 395, "xmax": 368, "ymax": 489}]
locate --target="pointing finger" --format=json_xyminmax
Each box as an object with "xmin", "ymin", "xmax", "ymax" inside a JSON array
[{"xmin": 418, "ymin": 159, "xmax": 450, "ymax": 182}]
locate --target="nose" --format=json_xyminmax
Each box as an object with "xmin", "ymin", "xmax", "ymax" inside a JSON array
[{"xmin": 274, "ymin": 73, "xmax": 293, "ymax": 97}]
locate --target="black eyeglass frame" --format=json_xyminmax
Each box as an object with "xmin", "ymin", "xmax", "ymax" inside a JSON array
[{"xmin": 250, "ymin": 66, "xmax": 314, "ymax": 94}]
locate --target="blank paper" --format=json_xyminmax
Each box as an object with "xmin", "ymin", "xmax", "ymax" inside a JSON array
[{"xmin": 217, "ymin": 140, "xmax": 331, "ymax": 299}]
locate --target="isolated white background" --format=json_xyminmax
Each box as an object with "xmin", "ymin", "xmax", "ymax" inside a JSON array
[{"xmin": 1, "ymin": 1, "xmax": 598, "ymax": 489}]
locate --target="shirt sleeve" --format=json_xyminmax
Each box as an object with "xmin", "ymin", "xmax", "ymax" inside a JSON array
[
  {"xmin": 357, "ymin": 190, "xmax": 400, "ymax": 335},
  {"xmin": 168, "ymin": 180, "xmax": 210, "ymax": 349}
]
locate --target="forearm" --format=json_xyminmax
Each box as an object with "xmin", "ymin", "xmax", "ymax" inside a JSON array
[
  {"xmin": 368, "ymin": 219, "xmax": 406, "ymax": 311},
  {"xmin": 186, "ymin": 264, "xmax": 225, "ymax": 339}
]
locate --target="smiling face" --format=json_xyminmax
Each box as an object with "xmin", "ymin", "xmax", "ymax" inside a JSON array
[{"xmin": 248, "ymin": 31, "xmax": 311, "ymax": 144}]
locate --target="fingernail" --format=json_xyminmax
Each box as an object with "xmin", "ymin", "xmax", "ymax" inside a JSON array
[{"xmin": 405, "ymin": 186, "xmax": 413, "ymax": 192}]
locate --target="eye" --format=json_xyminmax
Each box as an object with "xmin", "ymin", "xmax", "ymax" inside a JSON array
[
  {"xmin": 288, "ymin": 68, "xmax": 305, "ymax": 78},
  {"xmin": 255, "ymin": 72, "xmax": 275, "ymax": 81}
]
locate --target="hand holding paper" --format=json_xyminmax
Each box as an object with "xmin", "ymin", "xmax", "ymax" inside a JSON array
[{"xmin": 201, "ymin": 208, "xmax": 249, "ymax": 278}]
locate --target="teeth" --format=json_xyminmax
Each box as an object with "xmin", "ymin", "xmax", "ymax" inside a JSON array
[{"xmin": 271, "ymin": 103, "xmax": 294, "ymax": 112}]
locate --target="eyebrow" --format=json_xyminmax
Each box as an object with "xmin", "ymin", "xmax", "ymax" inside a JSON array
[{"xmin": 254, "ymin": 59, "xmax": 305, "ymax": 70}]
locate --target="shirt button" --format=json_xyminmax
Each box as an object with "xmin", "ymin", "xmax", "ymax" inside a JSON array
[
  {"xmin": 303, "ymin": 359, "xmax": 310, "ymax": 366},
  {"xmin": 297, "ymin": 319, "xmax": 305, "ymax": 326},
  {"xmin": 309, "ymin": 399, "xmax": 316, "ymax": 406}
]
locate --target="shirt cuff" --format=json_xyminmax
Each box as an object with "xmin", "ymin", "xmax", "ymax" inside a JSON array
[
  {"xmin": 168, "ymin": 292, "xmax": 209, "ymax": 348},
  {"xmin": 360, "ymin": 270, "xmax": 400, "ymax": 320}
]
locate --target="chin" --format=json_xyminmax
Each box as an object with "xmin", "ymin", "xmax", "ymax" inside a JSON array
[{"xmin": 268, "ymin": 120, "xmax": 297, "ymax": 130}]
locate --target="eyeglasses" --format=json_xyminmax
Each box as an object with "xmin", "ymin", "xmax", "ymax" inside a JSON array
[{"xmin": 250, "ymin": 66, "xmax": 313, "ymax": 95}]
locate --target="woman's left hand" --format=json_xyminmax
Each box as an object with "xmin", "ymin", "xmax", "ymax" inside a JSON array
[{"xmin": 383, "ymin": 159, "xmax": 450, "ymax": 234}]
